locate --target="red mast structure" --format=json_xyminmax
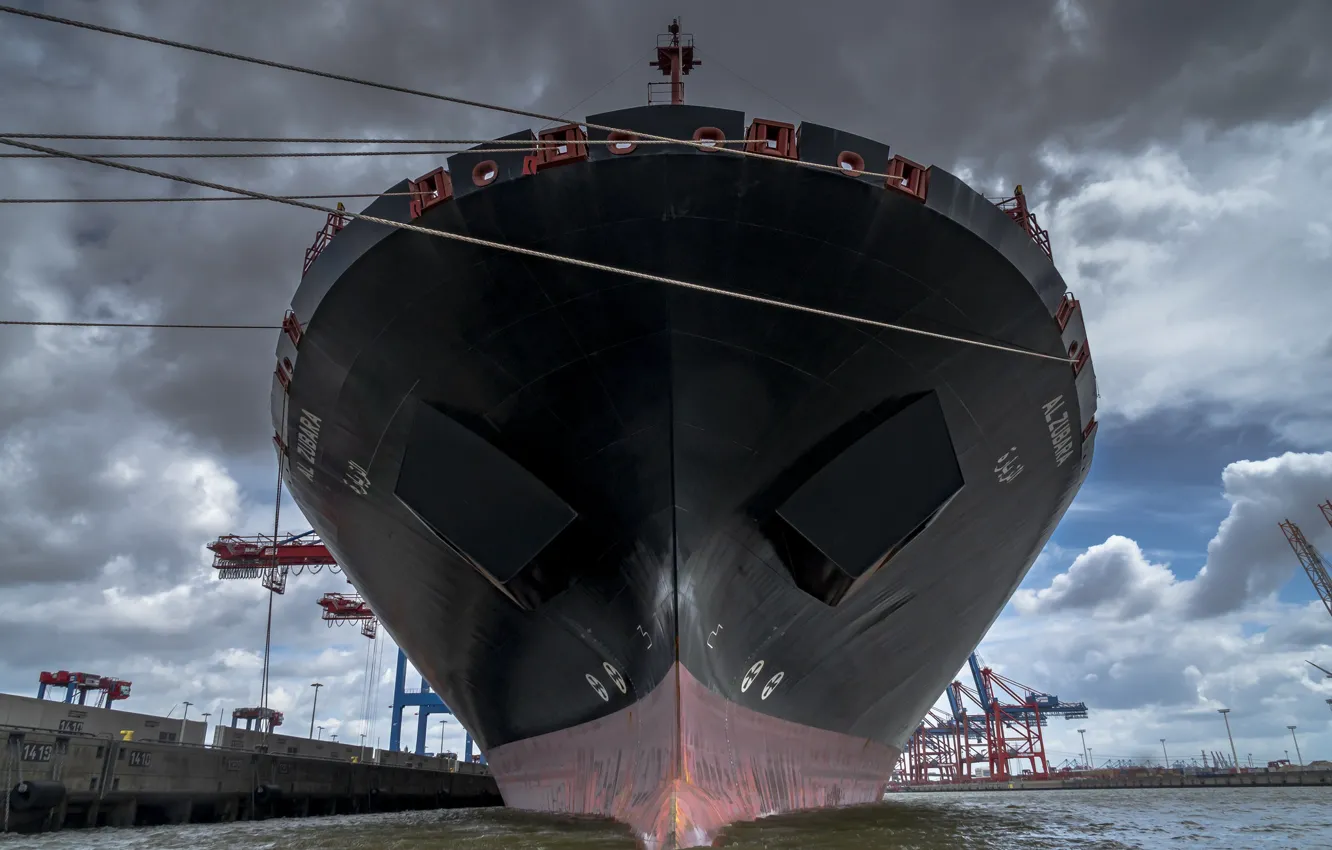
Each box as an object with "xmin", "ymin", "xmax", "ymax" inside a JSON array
[{"xmin": 649, "ymin": 18, "xmax": 699, "ymax": 105}]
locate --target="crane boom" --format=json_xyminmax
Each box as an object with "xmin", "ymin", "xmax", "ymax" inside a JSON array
[{"xmin": 1278, "ymin": 519, "xmax": 1332, "ymax": 619}]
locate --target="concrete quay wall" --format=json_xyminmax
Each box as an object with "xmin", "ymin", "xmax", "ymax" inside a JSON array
[
  {"xmin": 0, "ymin": 693, "xmax": 206, "ymax": 745},
  {"xmin": 2, "ymin": 725, "xmax": 502, "ymax": 835},
  {"xmin": 895, "ymin": 770, "xmax": 1332, "ymax": 792}
]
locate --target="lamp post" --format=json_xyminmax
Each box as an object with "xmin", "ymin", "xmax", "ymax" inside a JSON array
[
  {"xmin": 317, "ymin": 725, "xmax": 325, "ymax": 741},
  {"xmin": 309, "ymin": 682, "xmax": 323, "ymax": 738},
  {"xmin": 180, "ymin": 701, "xmax": 193, "ymax": 744},
  {"xmin": 439, "ymin": 718, "xmax": 447, "ymax": 754},
  {"xmin": 1077, "ymin": 729, "xmax": 1089, "ymax": 769},
  {"xmin": 1288, "ymin": 726, "xmax": 1303, "ymax": 767},
  {"xmin": 1217, "ymin": 709, "xmax": 1238, "ymax": 771},
  {"xmin": 201, "ymin": 711, "xmax": 212, "ymax": 747},
  {"xmin": 1160, "ymin": 738, "xmax": 1168, "ymax": 769},
  {"xmin": 1087, "ymin": 747, "xmax": 1093, "ymax": 769}
]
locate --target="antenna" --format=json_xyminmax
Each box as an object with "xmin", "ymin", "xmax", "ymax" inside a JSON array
[{"xmin": 649, "ymin": 18, "xmax": 700, "ymax": 105}]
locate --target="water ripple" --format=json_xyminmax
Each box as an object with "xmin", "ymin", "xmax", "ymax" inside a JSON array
[{"xmin": 2, "ymin": 787, "xmax": 1327, "ymax": 849}]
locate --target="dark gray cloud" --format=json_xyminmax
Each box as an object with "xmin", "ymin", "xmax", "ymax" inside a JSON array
[{"xmin": 1, "ymin": 0, "xmax": 1329, "ymax": 755}]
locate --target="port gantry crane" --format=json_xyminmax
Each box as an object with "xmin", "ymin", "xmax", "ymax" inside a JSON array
[
  {"xmin": 207, "ymin": 529, "xmax": 340, "ymax": 595},
  {"xmin": 36, "ymin": 670, "xmax": 132, "ymax": 708},
  {"xmin": 230, "ymin": 706, "xmax": 284, "ymax": 733},
  {"xmin": 207, "ymin": 530, "xmax": 484, "ymax": 758},
  {"xmin": 902, "ymin": 708, "xmax": 962, "ymax": 783},
  {"xmin": 317, "ymin": 591, "xmax": 379, "ymax": 639},
  {"xmin": 896, "ymin": 652, "xmax": 1089, "ymax": 783},
  {"xmin": 208, "ymin": 529, "xmax": 382, "ymax": 638}
]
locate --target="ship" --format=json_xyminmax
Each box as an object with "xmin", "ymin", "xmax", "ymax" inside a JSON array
[{"xmin": 270, "ymin": 21, "xmax": 1098, "ymax": 849}]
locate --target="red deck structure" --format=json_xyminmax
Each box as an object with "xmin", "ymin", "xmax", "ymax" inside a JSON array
[
  {"xmin": 302, "ymin": 203, "xmax": 348, "ymax": 276},
  {"xmin": 994, "ymin": 184, "xmax": 1053, "ymax": 260}
]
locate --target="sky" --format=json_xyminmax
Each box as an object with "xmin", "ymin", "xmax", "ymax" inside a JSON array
[{"xmin": 0, "ymin": 0, "xmax": 1329, "ymax": 771}]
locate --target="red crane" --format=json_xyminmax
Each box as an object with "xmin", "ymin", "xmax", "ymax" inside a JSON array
[
  {"xmin": 944, "ymin": 681, "xmax": 993, "ymax": 780},
  {"xmin": 206, "ymin": 530, "xmax": 339, "ymax": 594},
  {"xmin": 980, "ymin": 665, "xmax": 1051, "ymax": 780},
  {"xmin": 38, "ymin": 671, "xmax": 132, "ymax": 708},
  {"xmin": 231, "ymin": 706, "xmax": 284, "ymax": 733},
  {"xmin": 317, "ymin": 592, "xmax": 379, "ymax": 639},
  {"xmin": 902, "ymin": 709, "xmax": 960, "ymax": 783},
  {"xmin": 896, "ymin": 654, "xmax": 1087, "ymax": 783},
  {"xmin": 1278, "ymin": 513, "xmax": 1332, "ymax": 620}
]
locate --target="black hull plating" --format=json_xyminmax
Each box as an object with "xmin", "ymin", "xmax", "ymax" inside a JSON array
[{"xmin": 271, "ymin": 105, "xmax": 1097, "ymax": 832}]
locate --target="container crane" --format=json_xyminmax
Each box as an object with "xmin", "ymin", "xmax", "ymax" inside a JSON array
[
  {"xmin": 942, "ymin": 680, "xmax": 991, "ymax": 779},
  {"xmin": 972, "ymin": 653, "xmax": 1088, "ymax": 779},
  {"xmin": 317, "ymin": 591, "xmax": 379, "ymax": 639},
  {"xmin": 901, "ymin": 709, "xmax": 959, "ymax": 783},
  {"xmin": 389, "ymin": 648, "xmax": 483, "ymax": 764},
  {"xmin": 207, "ymin": 529, "xmax": 339, "ymax": 594},
  {"xmin": 37, "ymin": 671, "xmax": 132, "ymax": 708},
  {"xmin": 230, "ymin": 706, "xmax": 283, "ymax": 733},
  {"xmin": 97, "ymin": 679, "xmax": 132, "ymax": 707},
  {"xmin": 897, "ymin": 652, "xmax": 1089, "ymax": 783}
]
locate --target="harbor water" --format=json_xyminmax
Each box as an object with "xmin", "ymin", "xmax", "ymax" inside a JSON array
[{"xmin": 2, "ymin": 787, "xmax": 1327, "ymax": 848}]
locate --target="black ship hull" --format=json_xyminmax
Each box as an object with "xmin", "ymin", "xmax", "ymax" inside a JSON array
[{"xmin": 271, "ymin": 105, "xmax": 1098, "ymax": 847}]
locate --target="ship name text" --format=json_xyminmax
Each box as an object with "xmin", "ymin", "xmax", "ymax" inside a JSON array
[
  {"xmin": 295, "ymin": 409, "xmax": 323, "ymax": 481},
  {"xmin": 994, "ymin": 447, "xmax": 1024, "ymax": 484},
  {"xmin": 344, "ymin": 460, "xmax": 370, "ymax": 496},
  {"xmin": 1042, "ymin": 395, "xmax": 1075, "ymax": 467}
]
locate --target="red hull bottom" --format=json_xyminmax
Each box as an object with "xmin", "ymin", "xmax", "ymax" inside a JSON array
[{"xmin": 486, "ymin": 664, "xmax": 898, "ymax": 848}]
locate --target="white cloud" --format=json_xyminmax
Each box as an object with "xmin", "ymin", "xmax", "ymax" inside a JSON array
[
  {"xmin": 1037, "ymin": 110, "xmax": 1332, "ymax": 447},
  {"xmin": 968, "ymin": 450, "xmax": 1332, "ymax": 768},
  {"xmin": 979, "ymin": 596, "xmax": 1332, "ymax": 769},
  {"xmin": 1190, "ymin": 452, "xmax": 1332, "ymax": 616},
  {"xmin": 1014, "ymin": 535, "xmax": 1179, "ymax": 618},
  {"xmin": 1018, "ymin": 451, "xmax": 1332, "ymax": 620}
]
